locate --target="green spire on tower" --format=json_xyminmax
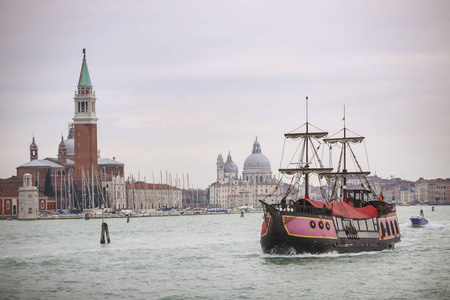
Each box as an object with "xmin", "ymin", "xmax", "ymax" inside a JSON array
[{"xmin": 78, "ymin": 48, "xmax": 92, "ymax": 87}]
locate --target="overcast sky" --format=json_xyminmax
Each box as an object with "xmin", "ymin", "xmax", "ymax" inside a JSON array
[{"xmin": 1, "ymin": 0, "xmax": 449, "ymax": 189}]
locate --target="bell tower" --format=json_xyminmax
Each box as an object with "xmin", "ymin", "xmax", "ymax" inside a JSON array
[
  {"xmin": 30, "ymin": 136, "xmax": 38, "ymax": 161},
  {"xmin": 73, "ymin": 49, "xmax": 98, "ymax": 179},
  {"xmin": 216, "ymin": 154, "xmax": 224, "ymax": 181},
  {"xmin": 58, "ymin": 136, "xmax": 67, "ymax": 164}
]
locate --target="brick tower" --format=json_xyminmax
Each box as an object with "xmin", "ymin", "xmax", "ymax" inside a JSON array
[{"xmin": 73, "ymin": 49, "xmax": 98, "ymax": 180}]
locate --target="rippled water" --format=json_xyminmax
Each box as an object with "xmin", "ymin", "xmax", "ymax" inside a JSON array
[{"xmin": 1, "ymin": 206, "xmax": 449, "ymax": 299}]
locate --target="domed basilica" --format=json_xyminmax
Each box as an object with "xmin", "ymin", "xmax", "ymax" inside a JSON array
[{"xmin": 209, "ymin": 138, "xmax": 284, "ymax": 208}]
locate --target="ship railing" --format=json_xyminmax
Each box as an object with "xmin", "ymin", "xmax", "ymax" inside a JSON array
[{"xmin": 272, "ymin": 203, "xmax": 332, "ymax": 216}]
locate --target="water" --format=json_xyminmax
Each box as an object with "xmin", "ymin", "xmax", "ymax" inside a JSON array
[{"xmin": 0, "ymin": 206, "xmax": 449, "ymax": 300}]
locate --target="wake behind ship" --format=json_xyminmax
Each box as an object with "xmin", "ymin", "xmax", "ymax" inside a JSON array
[{"xmin": 259, "ymin": 99, "xmax": 400, "ymax": 255}]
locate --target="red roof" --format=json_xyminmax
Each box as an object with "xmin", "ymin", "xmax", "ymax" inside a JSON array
[{"xmin": 0, "ymin": 187, "xmax": 19, "ymax": 197}]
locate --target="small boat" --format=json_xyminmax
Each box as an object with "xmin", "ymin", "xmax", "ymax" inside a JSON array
[
  {"xmin": 259, "ymin": 99, "xmax": 401, "ymax": 255},
  {"xmin": 410, "ymin": 209, "xmax": 428, "ymax": 226}
]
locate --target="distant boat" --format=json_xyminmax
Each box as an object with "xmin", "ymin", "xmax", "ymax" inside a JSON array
[
  {"xmin": 259, "ymin": 100, "xmax": 401, "ymax": 255},
  {"xmin": 410, "ymin": 209, "xmax": 428, "ymax": 226}
]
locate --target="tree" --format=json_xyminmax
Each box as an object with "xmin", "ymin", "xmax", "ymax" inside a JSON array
[{"xmin": 44, "ymin": 168, "xmax": 54, "ymax": 197}]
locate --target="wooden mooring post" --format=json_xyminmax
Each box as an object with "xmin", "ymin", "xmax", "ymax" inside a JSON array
[{"xmin": 100, "ymin": 222, "xmax": 110, "ymax": 244}]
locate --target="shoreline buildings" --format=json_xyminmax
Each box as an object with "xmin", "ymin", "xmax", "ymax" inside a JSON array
[
  {"xmin": 12, "ymin": 50, "xmax": 128, "ymax": 211},
  {"xmin": 0, "ymin": 50, "xmax": 181, "ymax": 218},
  {"xmin": 209, "ymin": 138, "xmax": 285, "ymax": 208}
]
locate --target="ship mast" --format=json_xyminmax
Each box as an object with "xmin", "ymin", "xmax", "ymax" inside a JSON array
[
  {"xmin": 343, "ymin": 105, "xmax": 347, "ymax": 189},
  {"xmin": 323, "ymin": 106, "xmax": 371, "ymax": 201},
  {"xmin": 305, "ymin": 97, "xmax": 309, "ymax": 198},
  {"xmin": 279, "ymin": 96, "xmax": 332, "ymax": 199}
]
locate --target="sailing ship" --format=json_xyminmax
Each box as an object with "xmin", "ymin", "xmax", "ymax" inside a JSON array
[{"xmin": 259, "ymin": 99, "xmax": 401, "ymax": 254}]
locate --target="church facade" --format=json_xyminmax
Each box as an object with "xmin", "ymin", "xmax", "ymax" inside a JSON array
[{"xmin": 209, "ymin": 138, "xmax": 284, "ymax": 209}]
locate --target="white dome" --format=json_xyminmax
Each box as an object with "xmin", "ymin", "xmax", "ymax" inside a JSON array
[
  {"xmin": 64, "ymin": 138, "xmax": 74, "ymax": 156},
  {"xmin": 243, "ymin": 138, "xmax": 271, "ymax": 169},
  {"xmin": 244, "ymin": 153, "xmax": 271, "ymax": 169},
  {"xmin": 224, "ymin": 152, "xmax": 238, "ymax": 173}
]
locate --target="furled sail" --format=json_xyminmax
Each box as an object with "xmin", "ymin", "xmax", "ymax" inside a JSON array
[
  {"xmin": 323, "ymin": 171, "xmax": 370, "ymax": 178},
  {"xmin": 279, "ymin": 167, "xmax": 333, "ymax": 175},
  {"xmin": 323, "ymin": 137, "xmax": 364, "ymax": 144},
  {"xmin": 285, "ymin": 132, "xmax": 328, "ymax": 139}
]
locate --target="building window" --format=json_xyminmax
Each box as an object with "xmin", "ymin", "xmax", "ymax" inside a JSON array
[
  {"xmin": 29, "ymin": 208, "xmax": 32, "ymax": 214},
  {"xmin": 41, "ymin": 201, "xmax": 44, "ymax": 209},
  {"xmin": 6, "ymin": 201, "xmax": 10, "ymax": 209}
]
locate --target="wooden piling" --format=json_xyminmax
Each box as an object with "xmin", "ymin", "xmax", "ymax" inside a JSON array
[{"xmin": 100, "ymin": 222, "xmax": 110, "ymax": 244}]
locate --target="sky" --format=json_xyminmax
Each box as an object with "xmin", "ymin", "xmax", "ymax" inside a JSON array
[{"xmin": 1, "ymin": 0, "xmax": 449, "ymax": 189}]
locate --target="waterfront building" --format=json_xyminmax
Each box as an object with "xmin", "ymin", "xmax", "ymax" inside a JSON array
[
  {"xmin": 209, "ymin": 138, "xmax": 284, "ymax": 209},
  {"xmin": 0, "ymin": 176, "xmax": 54, "ymax": 217},
  {"xmin": 125, "ymin": 181, "xmax": 182, "ymax": 212},
  {"xmin": 415, "ymin": 178, "xmax": 450, "ymax": 205},
  {"xmin": 0, "ymin": 174, "xmax": 55, "ymax": 219},
  {"xmin": 17, "ymin": 174, "xmax": 39, "ymax": 220}
]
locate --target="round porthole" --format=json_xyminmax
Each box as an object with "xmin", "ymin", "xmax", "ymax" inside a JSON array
[
  {"xmin": 326, "ymin": 223, "xmax": 330, "ymax": 230},
  {"xmin": 310, "ymin": 220, "xmax": 316, "ymax": 229},
  {"xmin": 319, "ymin": 221, "xmax": 324, "ymax": 229}
]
